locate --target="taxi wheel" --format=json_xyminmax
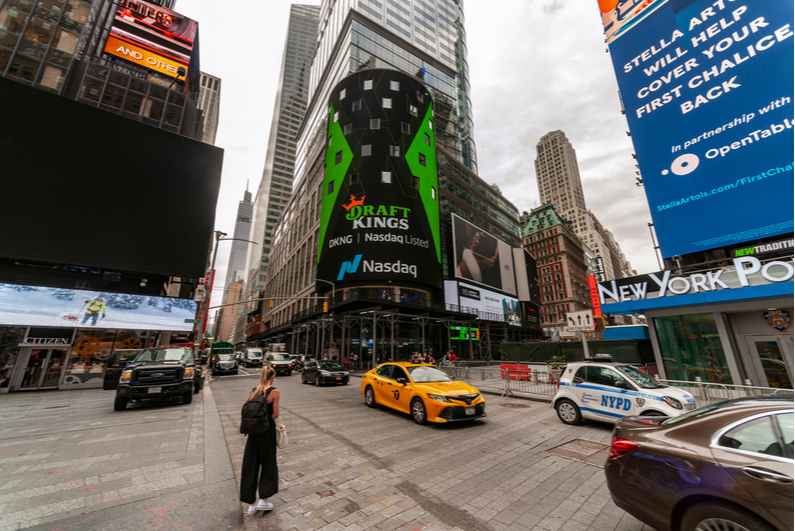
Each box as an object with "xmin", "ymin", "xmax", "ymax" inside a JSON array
[
  {"xmin": 555, "ymin": 399, "xmax": 582, "ymax": 425},
  {"xmin": 364, "ymin": 386, "xmax": 378, "ymax": 408},
  {"xmin": 411, "ymin": 398, "xmax": 428, "ymax": 425}
]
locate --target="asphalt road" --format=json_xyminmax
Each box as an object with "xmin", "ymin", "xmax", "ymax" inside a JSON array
[{"xmin": 0, "ymin": 367, "xmax": 654, "ymax": 531}]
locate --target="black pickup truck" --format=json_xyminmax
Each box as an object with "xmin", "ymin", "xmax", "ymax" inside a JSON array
[{"xmin": 109, "ymin": 347, "xmax": 204, "ymax": 411}]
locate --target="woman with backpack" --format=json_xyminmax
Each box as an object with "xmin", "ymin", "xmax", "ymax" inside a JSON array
[{"xmin": 240, "ymin": 366, "xmax": 280, "ymax": 515}]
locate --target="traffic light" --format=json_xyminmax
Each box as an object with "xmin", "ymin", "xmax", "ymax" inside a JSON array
[
  {"xmin": 594, "ymin": 317, "xmax": 605, "ymax": 330},
  {"xmin": 269, "ymin": 299, "xmax": 274, "ymax": 308},
  {"xmin": 323, "ymin": 302, "xmax": 329, "ymax": 313}
]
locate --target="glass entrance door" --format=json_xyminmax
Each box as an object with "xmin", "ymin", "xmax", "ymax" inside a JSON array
[
  {"xmin": 744, "ymin": 336, "xmax": 793, "ymax": 389},
  {"xmin": 18, "ymin": 348, "xmax": 67, "ymax": 390}
]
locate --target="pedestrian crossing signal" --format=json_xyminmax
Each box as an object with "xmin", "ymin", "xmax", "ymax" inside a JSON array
[{"xmin": 594, "ymin": 317, "xmax": 605, "ymax": 330}]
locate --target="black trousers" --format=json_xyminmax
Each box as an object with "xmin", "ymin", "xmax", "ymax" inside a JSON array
[{"xmin": 239, "ymin": 428, "xmax": 278, "ymax": 504}]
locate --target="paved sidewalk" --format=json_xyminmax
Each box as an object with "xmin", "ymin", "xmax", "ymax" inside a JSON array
[{"xmin": 0, "ymin": 384, "xmax": 241, "ymax": 531}]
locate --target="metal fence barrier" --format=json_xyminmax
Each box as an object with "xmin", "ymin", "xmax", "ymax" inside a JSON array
[
  {"xmin": 441, "ymin": 365, "xmax": 559, "ymax": 400},
  {"xmin": 657, "ymin": 378, "xmax": 794, "ymax": 408}
]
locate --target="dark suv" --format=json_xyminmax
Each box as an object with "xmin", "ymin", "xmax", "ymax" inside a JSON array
[{"xmin": 111, "ymin": 348, "xmax": 204, "ymax": 411}]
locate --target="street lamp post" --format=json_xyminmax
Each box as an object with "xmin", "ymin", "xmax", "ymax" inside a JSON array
[{"xmin": 195, "ymin": 230, "xmax": 257, "ymax": 358}]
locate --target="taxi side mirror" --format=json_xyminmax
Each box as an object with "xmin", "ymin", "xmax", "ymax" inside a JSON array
[{"xmin": 396, "ymin": 377, "xmax": 408, "ymax": 385}]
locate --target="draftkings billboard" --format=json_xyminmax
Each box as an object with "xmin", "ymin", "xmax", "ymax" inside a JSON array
[
  {"xmin": 599, "ymin": 0, "xmax": 794, "ymax": 258},
  {"xmin": 103, "ymin": 0, "xmax": 198, "ymax": 82},
  {"xmin": 317, "ymin": 70, "xmax": 442, "ymax": 289},
  {"xmin": 452, "ymin": 214, "xmax": 517, "ymax": 296}
]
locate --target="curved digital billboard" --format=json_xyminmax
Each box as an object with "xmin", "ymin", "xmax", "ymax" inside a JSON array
[
  {"xmin": 600, "ymin": 0, "xmax": 794, "ymax": 258},
  {"xmin": 317, "ymin": 69, "xmax": 442, "ymax": 289}
]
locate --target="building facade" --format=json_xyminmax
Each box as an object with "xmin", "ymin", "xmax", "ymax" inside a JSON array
[
  {"xmin": 520, "ymin": 204, "xmax": 592, "ymax": 330},
  {"xmin": 197, "ymin": 71, "xmax": 221, "ymax": 144},
  {"xmin": 216, "ymin": 280, "xmax": 243, "ymax": 343},
  {"xmin": 245, "ymin": 4, "xmax": 320, "ymax": 306},
  {"xmin": 534, "ymin": 130, "xmax": 635, "ymax": 281}
]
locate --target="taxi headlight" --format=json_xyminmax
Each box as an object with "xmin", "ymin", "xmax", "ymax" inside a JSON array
[
  {"xmin": 120, "ymin": 370, "xmax": 132, "ymax": 384},
  {"xmin": 662, "ymin": 396, "xmax": 682, "ymax": 409},
  {"xmin": 427, "ymin": 393, "xmax": 451, "ymax": 402},
  {"xmin": 184, "ymin": 368, "xmax": 195, "ymax": 380}
]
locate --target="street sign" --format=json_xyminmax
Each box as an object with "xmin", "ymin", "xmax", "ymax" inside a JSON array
[
  {"xmin": 184, "ymin": 319, "xmax": 200, "ymax": 324},
  {"xmin": 566, "ymin": 310, "xmax": 594, "ymax": 332}
]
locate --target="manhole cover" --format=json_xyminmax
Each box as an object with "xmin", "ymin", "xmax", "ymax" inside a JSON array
[
  {"xmin": 499, "ymin": 403, "xmax": 531, "ymax": 409},
  {"xmin": 548, "ymin": 439, "xmax": 609, "ymax": 466},
  {"xmin": 317, "ymin": 490, "xmax": 334, "ymax": 498},
  {"xmin": 335, "ymin": 399, "xmax": 356, "ymax": 403}
]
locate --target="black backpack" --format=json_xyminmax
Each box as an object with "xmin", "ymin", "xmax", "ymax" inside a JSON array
[{"xmin": 240, "ymin": 387, "xmax": 273, "ymax": 435}]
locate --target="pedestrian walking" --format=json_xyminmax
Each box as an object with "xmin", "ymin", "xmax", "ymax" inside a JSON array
[{"xmin": 240, "ymin": 366, "xmax": 280, "ymax": 516}]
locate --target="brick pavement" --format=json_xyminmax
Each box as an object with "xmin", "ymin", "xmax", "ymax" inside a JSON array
[{"xmin": 212, "ymin": 373, "xmax": 657, "ymax": 531}]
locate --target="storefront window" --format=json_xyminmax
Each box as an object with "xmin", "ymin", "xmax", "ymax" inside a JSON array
[
  {"xmin": 0, "ymin": 326, "xmax": 26, "ymax": 389},
  {"xmin": 654, "ymin": 313, "xmax": 731, "ymax": 384},
  {"xmin": 63, "ymin": 329, "xmax": 116, "ymax": 387}
]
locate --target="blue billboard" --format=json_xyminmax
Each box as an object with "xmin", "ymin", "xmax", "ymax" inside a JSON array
[{"xmin": 600, "ymin": 0, "xmax": 794, "ymax": 258}]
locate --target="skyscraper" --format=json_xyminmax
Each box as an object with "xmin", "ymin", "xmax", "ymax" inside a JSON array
[
  {"xmin": 197, "ymin": 72, "xmax": 221, "ymax": 145},
  {"xmin": 223, "ymin": 188, "xmax": 254, "ymax": 302},
  {"xmin": 245, "ymin": 4, "xmax": 320, "ymax": 295},
  {"xmin": 534, "ymin": 130, "xmax": 634, "ymax": 281}
]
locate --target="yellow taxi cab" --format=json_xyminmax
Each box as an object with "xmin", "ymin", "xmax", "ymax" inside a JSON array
[{"xmin": 360, "ymin": 361, "xmax": 486, "ymax": 424}]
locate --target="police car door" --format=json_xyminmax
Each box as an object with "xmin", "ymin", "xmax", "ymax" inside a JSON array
[{"xmin": 584, "ymin": 366, "xmax": 637, "ymax": 422}]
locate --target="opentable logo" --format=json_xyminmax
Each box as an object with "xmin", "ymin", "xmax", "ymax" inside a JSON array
[{"xmin": 337, "ymin": 254, "xmax": 363, "ymax": 281}]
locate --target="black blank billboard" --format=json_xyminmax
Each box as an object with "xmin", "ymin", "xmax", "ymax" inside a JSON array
[{"xmin": 0, "ymin": 77, "xmax": 222, "ymax": 278}]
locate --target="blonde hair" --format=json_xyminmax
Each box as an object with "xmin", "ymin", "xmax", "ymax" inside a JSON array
[{"xmin": 253, "ymin": 366, "xmax": 276, "ymax": 397}]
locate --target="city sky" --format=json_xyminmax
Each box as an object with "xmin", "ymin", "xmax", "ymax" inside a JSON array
[{"xmin": 177, "ymin": 0, "xmax": 661, "ymax": 308}]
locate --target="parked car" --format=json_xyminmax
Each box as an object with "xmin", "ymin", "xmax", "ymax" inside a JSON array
[
  {"xmin": 552, "ymin": 354, "xmax": 696, "ymax": 425},
  {"xmin": 234, "ymin": 351, "xmax": 245, "ymax": 362},
  {"xmin": 266, "ymin": 352, "xmax": 293, "ymax": 376},
  {"xmin": 605, "ymin": 397, "xmax": 794, "ymax": 531},
  {"xmin": 102, "ymin": 349, "xmax": 143, "ymax": 390},
  {"xmin": 293, "ymin": 354, "xmax": 315, "ymax": 371},
  {"xmin": 302, "ymin": 360, "xmax": 349, "ymax": 386},
  {"xmin": 212, "ymin": 354, "xmax": 239, "ymax": 376},
  {"xmin": 361, "ymin": 362, "xmax": 486, "ymax": 424},
  {"xmin": 110, "ymin": 347, "xmax": 204, "ymax": 411},
  {"xmin": 241, "ymin": 348, "xmax": 264, "ymax": 368}
]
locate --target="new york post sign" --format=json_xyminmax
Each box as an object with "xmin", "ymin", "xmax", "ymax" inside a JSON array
[{"xmin": 599, "ymin": 0, "xmax": 794, "ymax": 258}]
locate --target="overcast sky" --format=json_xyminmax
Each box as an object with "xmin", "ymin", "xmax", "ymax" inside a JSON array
[{"xmin": 177, "ymin": 0, "xmax": 661, "ymax": 308}]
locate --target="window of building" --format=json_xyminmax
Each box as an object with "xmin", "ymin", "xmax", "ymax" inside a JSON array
[
  {"xmin": 343, "ymin": 123, "xmax": 352, "ymax": 135},
  {"xmin": 364, "ymin": 79, "xmax": 373, "ymax": 90},
  {"xmin": 370, "ymin": 118, "xmax": 380, "ymax": 129},
  {"xmin": 381, "ymin": 171, "xmax": 392, "ymax": 183},
  {"xmin": 431, "ymin": 187, "xmax": 436, "ymax": 199},
  {"xmin": 333, "ymin": 111, "xmax": 339, "ymax": 123},
  {"xmin": 411, "ymin": 176, "xmax": 419, "ymax": 189},
  {"xmin": 328, "ymin": 137, "xmax": 333, "ymax": 148},
  {"xmin": 429, "ymin": 120, "xmax": 433, "ymax": 129},
  {"xmin": 390, "ymin": 145, "xmax": 400, "ymax": 157},
  {"xmin": 352, "ymin": 99, "xmax": 362, "ymax": 111},
  {"xmin": 334, "ymin": 151, "xmax": 342, "ymax": 164},
  {"xmin": 417, "ymin": 91, "xmax": 424, "ymax": 102},
  {"xmin": 402, "ymin": 122, "xmax": 410, "ymax": 134},
  {"xmin": 339, "ymin": 88, "xmax": 346, "ymax": 100},
  {"xmin": 424, "ymin": 133, "xmax": 430, "ymax": 146},
  {"xmin": 362, "ymin": 144, "xmax": 371, "ymax": 156},
  {"xmin": 419, "ymin": 153, "xmax": 426, "ymax": 166},
  {"xmin": 381, "ymin": 97, "xmax": 392, "ymax": 109},
  {"xmin": 328, "ymin": 181, "xmax": 334, "ymax": 194},
  {"xmin": 390, "ymin": 80, "xmax": 399, "ymax": 91},
  {"xmin": 349, "ymin": 173, "xmax": 359, "ymax": 185},
  {"xmin": 409, "ymin": 104, "xmax": 417, "ymax": 116}
]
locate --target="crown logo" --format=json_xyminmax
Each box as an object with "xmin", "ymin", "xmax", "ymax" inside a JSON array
[{"xmin": 342, "ymin": 194, "xmax": 366, "ymax": 211}]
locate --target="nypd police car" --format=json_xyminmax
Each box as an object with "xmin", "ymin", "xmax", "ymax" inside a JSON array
[{"xmin": 552, "ymin": 354, "xmax": 696, "ymax": 425}]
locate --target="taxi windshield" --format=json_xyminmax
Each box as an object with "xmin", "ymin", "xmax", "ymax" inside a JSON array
[
  {"xmin": 406, "ymin": 366, "xmax": 453, "ymax": 383},
  {"xmin": 615, "ymin": 365, "xmax": 666, "ymax": 389}
]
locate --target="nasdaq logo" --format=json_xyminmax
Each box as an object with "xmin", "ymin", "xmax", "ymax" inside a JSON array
[{"xmin": 337, "ymin": 254, "xmax": 363, "ymax": 281}]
